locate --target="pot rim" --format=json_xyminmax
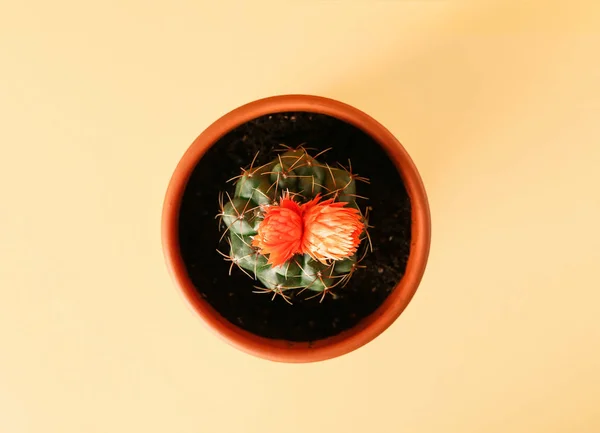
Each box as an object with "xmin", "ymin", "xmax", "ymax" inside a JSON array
[{"xmin": 161, "ymin": 94, "xmax": 431, "ymax": 363}]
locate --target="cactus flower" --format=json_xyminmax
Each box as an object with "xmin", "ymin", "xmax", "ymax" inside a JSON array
[
  {"xmin": 252, "ymin": 193, "xmax": 364, "ymax": 267},
  {"xmin": 300, "ymin": 196, "xmax": 364, "ymax": 265},
  {"xmin": 251, "ymin": 193, "xmax": 304, "ymax": 267}
]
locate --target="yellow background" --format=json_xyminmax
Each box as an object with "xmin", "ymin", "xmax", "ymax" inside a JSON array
[{"xmin": 1, "ymin": 1, "xmax": 599, "ymax": 432}]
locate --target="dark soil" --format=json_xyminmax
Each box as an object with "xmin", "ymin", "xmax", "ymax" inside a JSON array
[{"xmin": 178, "ymin": 112, "xmax": 411, "ymax": 342}]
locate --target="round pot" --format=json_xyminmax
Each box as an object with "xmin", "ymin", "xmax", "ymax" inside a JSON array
[{"xmin": 161, "ymin": 94, "xmax": 431, "ymax": 362}]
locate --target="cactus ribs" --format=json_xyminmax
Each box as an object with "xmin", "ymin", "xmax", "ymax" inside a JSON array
[{"xmin": 178, "ymin": 113, "xmax": 412, "ymax": 342}]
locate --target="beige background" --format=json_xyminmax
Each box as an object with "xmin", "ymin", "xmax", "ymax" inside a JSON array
[{"xmin": 1, "ymin": 1, "xmax": 600, "ymax": 432}]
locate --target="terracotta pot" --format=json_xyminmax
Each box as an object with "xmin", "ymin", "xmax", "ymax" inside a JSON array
[{"xmin": 161, "ymin": 94, "xmax": 431, "ymax": 362}]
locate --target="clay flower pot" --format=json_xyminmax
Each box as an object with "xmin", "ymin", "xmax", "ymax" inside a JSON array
[{"xmin": 161, "ymin": 95, "xmax": 430, "ymax": 362}]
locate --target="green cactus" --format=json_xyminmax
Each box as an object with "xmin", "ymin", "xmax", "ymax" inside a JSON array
[{"xmin": 217, "ymin": 146, "xmax": 370, "ymax": 302}]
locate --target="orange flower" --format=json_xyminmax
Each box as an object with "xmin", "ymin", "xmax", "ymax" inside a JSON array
[
  {"xmin": 252, "ymin": 193, "xmax": 364, "ymax": 267},
  {"xmin": 252, "ymin": 193, "xmax": 304, "ymax": 267},
  {"xmin": 300, "ymin": 196, "xmax": 364, "ymax": 264}
]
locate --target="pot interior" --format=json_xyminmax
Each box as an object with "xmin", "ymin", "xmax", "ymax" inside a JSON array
[{"xmin": 178, "ymin": 112, "xmax": 412, "ymax": 342}]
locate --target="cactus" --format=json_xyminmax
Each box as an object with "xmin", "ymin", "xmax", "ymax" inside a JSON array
[{"xmin": 217, "ymin": 146, "xmax": 370, "ymax": 303}]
